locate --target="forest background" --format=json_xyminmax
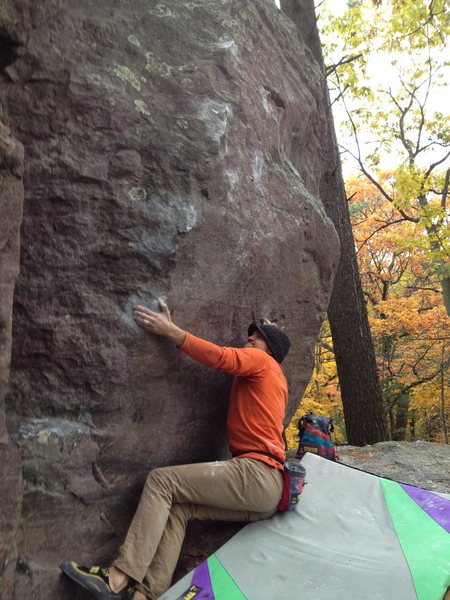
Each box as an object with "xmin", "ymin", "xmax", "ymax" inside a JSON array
[{"xmin": 285, "ymin": 0, "xmax": 450, "ymax": 448}]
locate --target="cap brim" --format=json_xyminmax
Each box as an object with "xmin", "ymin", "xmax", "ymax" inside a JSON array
[{"xmin": 248, "ymin": 323, "xmax": 271, "ymax": 347}]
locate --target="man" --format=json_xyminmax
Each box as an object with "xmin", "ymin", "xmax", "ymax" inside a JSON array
[{"xmin": 62, "ymin": 301, "xmax": 291, "ymax": 600}]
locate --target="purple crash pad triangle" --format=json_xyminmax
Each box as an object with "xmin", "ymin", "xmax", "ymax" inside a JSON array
[
  {"xmin": 190, "ymin": 560, "xmax": 215, "ymax": 600},
  {"xmin": 401, "ymin": 484, "xmax": 450, "ymax": 533}
]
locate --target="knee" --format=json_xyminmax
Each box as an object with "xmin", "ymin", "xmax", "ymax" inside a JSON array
[
  {"xmin": 144, "ymin": 466, "xmax": 170, "ymax": 494},
  {"xmin": 170, "ymin": 503, "xmax": 191, "ymax": 522}
]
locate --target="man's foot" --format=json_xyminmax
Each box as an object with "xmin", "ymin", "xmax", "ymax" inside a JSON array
[{"xmin": 60, "ymin": 562, "xmax": 136, "ymax": 600}]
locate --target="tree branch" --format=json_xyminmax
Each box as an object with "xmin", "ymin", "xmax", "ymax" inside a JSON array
[
  {"xmin": 355, "ymin": 218, "xmax": 409, "ymax": 253},
  {"xmin": 326, "ymin": 53, "xmax": 363, "ymax": 77},
  {"xmin": 384, "ymin": 359, "xmax": 449, "ymax": 413},
  {"xmin": 406, "ymin": 286, "xmax": 441, "ymax": 293},
  {"xmin": 441, "ymin": 167, "xmax": 450, "ymax": 210}
]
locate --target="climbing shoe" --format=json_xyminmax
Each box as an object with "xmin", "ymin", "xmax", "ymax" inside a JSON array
[{"xmin": 60, "ymin": 562, "xmax": 136, "ymax": 600}]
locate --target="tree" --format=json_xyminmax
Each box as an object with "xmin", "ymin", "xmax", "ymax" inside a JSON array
[
  {"xmin": 281, "ymin": 0, "xmax": 388, "ymax": 445},
  {"xmin": 282, "ymin": 0, "xmax": 450, "ymax": 445},
  {"xmin": 348, "ymin": 173, "xmax": 449, "ymax": 440},
  {"xmin": 320, "ymin": 0, "xmax": 450, "ymax": 313},
  {"xmin": 286, "ymin": 173, "xmax": 449, "ymax": 445}
]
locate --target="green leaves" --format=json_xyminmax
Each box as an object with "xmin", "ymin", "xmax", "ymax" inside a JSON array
[{"xmin": 319, "ymin": 0, "xmax": 450, "ymax": 314}]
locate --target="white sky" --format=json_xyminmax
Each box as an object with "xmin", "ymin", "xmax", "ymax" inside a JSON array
[{"xmin": 273, "ymin": 0, "xmax": 449, "ymax": 177}]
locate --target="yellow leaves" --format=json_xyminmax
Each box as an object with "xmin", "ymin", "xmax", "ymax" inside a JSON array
[
  {"xmin": 411, "ymin": 378, "xmax": 441, "ymax": 411},
  {"xmin": 390, "ymin": 166, "xmax": 424, "ymax": 211},
  {"xmin": 320, "ymin": 0, "xmax": 449, "ymax": 184},
  {"xmin": 409, "ymin": 372, "xmax": 449, "ymax": 444},
  {"xmin": 369, "ymin": 297, "xmax": 448, "ymax": 338},
  {"xmin": 347, "ymin": 170, "xmax": 449, "ymax": 297},
  {"xmin": 285, "ymin": 320, "xmax": 344, "ymax": 447},
  {"xmin": 298, "ymin": 1, "xmax": 450, "ymax": 440},
  {"xmin": 349, "ymin": 169, "xmax": 450, "ymax": 440}
]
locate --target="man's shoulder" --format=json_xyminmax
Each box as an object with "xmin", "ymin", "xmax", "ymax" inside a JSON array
[
  {"xmin": 239, "ymin": 347, "xmax": 271, "ymax": 358},
  {"xmin": 238, "ymin": 347, "xmax": 280, "ymax": 369}
]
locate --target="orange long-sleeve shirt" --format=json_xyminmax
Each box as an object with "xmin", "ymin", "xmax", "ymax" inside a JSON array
[{"xmin": 179, "ymin": 332, "xmax": 288, "ymax": 470}]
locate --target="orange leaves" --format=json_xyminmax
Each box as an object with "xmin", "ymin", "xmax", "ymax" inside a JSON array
[
  {"xmin": 350, "ymin": 171, "xmax": 449, "ymax": 440},
  {"xmin": 369, "ymin": 297, "xmax": 447, "ymax": 338},
  {"xmin": 289, "ymin": 169, "xmax": 449, "ymax": 444}
]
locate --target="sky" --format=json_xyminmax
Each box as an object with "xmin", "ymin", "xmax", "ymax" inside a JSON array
[{"xmin": 273, "ymin": 0, "xmax": 449, "ymax": 178}]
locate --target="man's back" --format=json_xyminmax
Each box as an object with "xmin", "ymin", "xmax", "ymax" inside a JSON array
[{"xmin": 180, "ymin": 333, "xmax": 288, "ymax": 468}]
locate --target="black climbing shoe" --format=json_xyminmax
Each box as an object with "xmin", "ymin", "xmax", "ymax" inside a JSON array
[{"xmin": 60, "ymin": 562, "xmax": 136, "ymax": 600}]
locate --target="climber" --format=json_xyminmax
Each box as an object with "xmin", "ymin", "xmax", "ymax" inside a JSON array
[{"xmin": 61, "ymin": 300, "xmax": 291, "ymax": 600}]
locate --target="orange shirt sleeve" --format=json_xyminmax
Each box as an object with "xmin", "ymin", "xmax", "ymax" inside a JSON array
[{"xmin": 179, "ymin": 332, "xmax": 269, "ymax": 377}]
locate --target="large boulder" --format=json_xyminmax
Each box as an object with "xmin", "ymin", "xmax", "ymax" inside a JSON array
[
  {"xmin": 0, "ymin": 120, "xmax": 24, "ymax": 600},
  {"xmin": 1, "ymin": 1, "xmax": 340, "ymax": 597}
]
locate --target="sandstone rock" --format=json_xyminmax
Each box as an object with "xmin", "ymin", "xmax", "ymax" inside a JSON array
[
  {"xmin": 287, "ymin": 440, "xmax": 450, "ymax": 493},
  {"xmin": 0, "ymin": 443, "xmax": 22, "ymax": 600},
  {"xmin": 338, "ymin": 440, "xmax": 450, "ymax": 493},
  {"xmin": 0, "ymin": 120, "xmax": 24, "ymax": 433},
  {"xmin": 1, "ymin": 1, "xmax": 340, "ymax": 597},
  {"xmin": 0, "ymin": 120, "xmax": 24, "ymax": 600}
]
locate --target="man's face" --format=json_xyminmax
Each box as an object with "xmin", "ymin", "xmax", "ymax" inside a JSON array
[{"xmin": 244, "ymin": 330, "xmax": 270, "ymax": 353}]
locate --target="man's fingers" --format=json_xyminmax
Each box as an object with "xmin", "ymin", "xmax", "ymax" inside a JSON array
[
  {"xmin": 159, "ymin": 300, "xmax": 172, "ymax": 322},
  {"xmin": 135, "ymin": 305, "xmax": 152, "ymax": 317},
  {"xmin": 134, "ymin": 312, "xmax": 151, "ymax": 327},
  {"xmin": 133, "ymin": 306, "xmax": 154, "ymax": 327},
  {"xmin": 134, "ymin": 307, "xmax": 151, "ymax": 318},
  {"xmin": 133, "ymin": 302, "xmax": 172, "ymax": 330},
  {"xmin": 132, "ymin": 301, "xmax": 182, "ymax": 343},
  {"xmin": 134, "ymin": 313, "xmax": 150, "ymax": 323}
]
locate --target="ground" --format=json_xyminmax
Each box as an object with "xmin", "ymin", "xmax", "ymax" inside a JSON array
[{"xmin": 289, "ymin": 440, "xmax": 450, "ymax": 493}]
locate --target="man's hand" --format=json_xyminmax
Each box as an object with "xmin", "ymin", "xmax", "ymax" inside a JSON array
[
  {"xmin": 133, "ymin": 301, "xmax": 186, "ymax": 346},
  {"xmin": 262, "ymin": 318, "xmax": 274, "ymax": 326}
]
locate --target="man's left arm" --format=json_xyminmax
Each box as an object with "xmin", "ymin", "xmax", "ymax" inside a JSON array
[{"xmin": 133, "ymin": 302, "xmax": 266, "ymax": 377}]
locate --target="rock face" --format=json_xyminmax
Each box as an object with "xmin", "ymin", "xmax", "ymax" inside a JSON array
[
  {"xmin": 0, "ymin": 1, "xmax": 340, "ymax": 598},
  {"xmin": 0, "ymin": 119, "xmax": 24, "ymax": 600}
]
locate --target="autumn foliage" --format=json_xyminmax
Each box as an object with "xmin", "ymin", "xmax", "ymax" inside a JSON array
[
  {"xmin": 286, "ymin": 173, "xmax": 449, "ymax": 449},
  {"xmin": 285, "ymin": 0, "xmax": 450, "ymax": 450}
]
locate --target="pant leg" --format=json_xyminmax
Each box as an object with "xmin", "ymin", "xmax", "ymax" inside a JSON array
[
  {"xmin": 113, "ymin": 458, "xmax": 282, "ymax": 596},
  {"xmin": 142, "ymin": 499, "xmax": 279, "ymax": 599}
]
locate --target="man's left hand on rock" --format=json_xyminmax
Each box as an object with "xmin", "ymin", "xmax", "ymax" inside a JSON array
[{"xmin": 133, "ymin": 302, "xmax": 186, "ymax": 346}]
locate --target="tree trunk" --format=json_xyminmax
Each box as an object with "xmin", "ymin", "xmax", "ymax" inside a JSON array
[
  {"xmin": 409, "ymin": 414, "xmax": 416, "ymax": 441},
  {"xmin": 325, "ymin": 204, "xmax": 388, "ymax": 444},
  {"xmin": 393, "ymin": 394, "xmax": 410, "ymax": 441},
  {"xmin": 440, "ymin": 344, "xmax": 448, "ymax": 444},
  {"xmin": 388, "ymin": 408, "xmax": 394, "ymax": 440},
  {"xmin": 281, "ymin": 0, "xmax": 387, "ymax": 445},
  {"xmin": 442, "ymin": 277, "xmax": 450, "ymax": 317}
]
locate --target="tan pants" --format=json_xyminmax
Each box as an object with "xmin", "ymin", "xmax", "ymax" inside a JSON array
[{"xmin": 113, "ymin": 457, "xmax": 283, "ymax": 599}]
